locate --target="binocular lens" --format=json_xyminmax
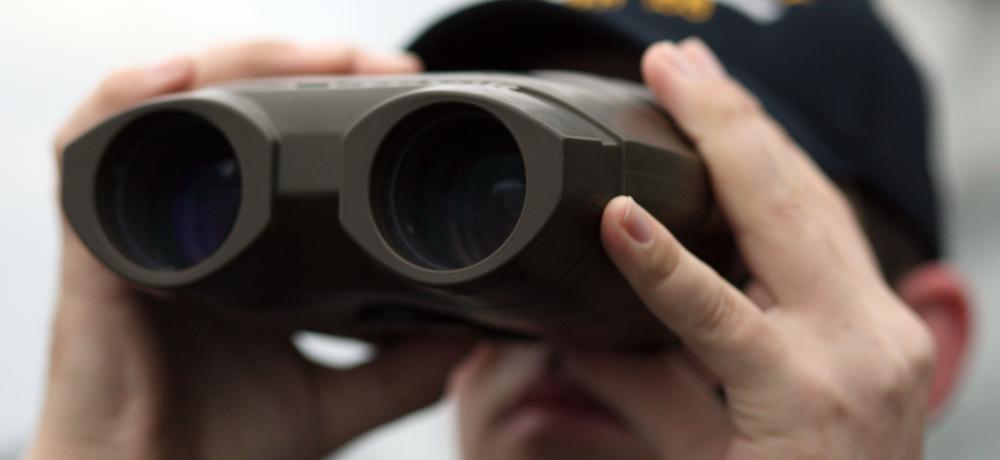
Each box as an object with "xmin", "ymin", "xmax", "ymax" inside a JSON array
[
  {"xmin": 99, "ymin": 111, "xmax": 241, "ymax": 270},
  {"xmin": 378, "ymin": 104, "xmax": 525, "ymax": 270}
]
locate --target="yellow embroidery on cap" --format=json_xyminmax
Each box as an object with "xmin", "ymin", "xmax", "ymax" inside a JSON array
[
  {"xmin": 641, "ymin": 0, "xmax": 715, "ymax": 23},
  {"xmin": 566, "ymin": 0, "xmax": 813, "ymax": 22},
  {"xmin": 565, "ymin": 0, "xmax": 627, "ymax": 10}
]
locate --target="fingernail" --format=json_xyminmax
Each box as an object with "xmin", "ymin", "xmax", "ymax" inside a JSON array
[
  {"xmin": 621, "ymin": 196, "xmax": 653, "ymax": 244},
  {"xmin": 146, "ymin": 56, "xmax": 190, "ymax": 83},
  {"xmin": 655, "ymin": 42, "xmax": 700, "ymax": 78}
]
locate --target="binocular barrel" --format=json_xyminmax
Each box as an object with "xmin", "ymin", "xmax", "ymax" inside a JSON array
[{"xmin": 62, "ymin": 72, "xmax": 733, "ymax": 347}]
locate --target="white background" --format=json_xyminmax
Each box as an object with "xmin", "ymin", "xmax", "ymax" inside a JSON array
[{"xmin": 1, "ymin": 0, "xmax": 998, "ymax": 458}]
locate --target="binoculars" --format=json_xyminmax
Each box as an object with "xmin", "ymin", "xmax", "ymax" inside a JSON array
[{"xmin": 62, "ymin": 71, "xmax": 736, "ymax": 347}]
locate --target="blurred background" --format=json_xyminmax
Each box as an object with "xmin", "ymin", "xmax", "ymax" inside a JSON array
[{"xmin": 0, "ymin": 0, "xmax": 997, "ymax": 458}]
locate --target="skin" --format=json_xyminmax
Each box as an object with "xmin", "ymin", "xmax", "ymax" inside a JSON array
[
  {"xmin": 453, "ymin": 39, "xmax": 948, "ymax": 460},
  {"xmin": 27, "ymin": 37, "xmax": 961, "ymax": 460},
  {"xmin": 26, "ymin": 41, "xmax": 471, "ymax": 460}
]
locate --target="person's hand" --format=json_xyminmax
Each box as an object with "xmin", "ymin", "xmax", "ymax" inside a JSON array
[
  {"xmin": 27, "ymin": 41, "xmax": 470, "ymax": 460},
  {"xmin": 569, "ymin": 38, "xmax": 937, "ymax": 459}
]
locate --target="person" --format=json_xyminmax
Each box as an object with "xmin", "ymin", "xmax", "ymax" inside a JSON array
[{"xmin": 24, "ymin": 1, "xmax": 972, "ymax": 459}]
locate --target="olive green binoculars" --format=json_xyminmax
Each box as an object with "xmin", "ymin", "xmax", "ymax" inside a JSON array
[{"xmin": 62, "ymin": 71, "xmax": 735, "ymax": 347}]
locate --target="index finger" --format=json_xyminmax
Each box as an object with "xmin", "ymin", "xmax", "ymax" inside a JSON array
[
  {"xmin": 190, "ymin": 40, "xmax": 421, "ymax": 87},
  {"xmin": 55, "ymin": 41, "xmax": 422, "ymax": 156}
]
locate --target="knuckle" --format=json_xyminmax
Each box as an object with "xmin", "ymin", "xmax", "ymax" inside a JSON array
[
  {"xmin": 700, "ymin": 105, "xmax": 776, "ymax": 172},
  {"xmin": 870, "ymin": 360, "xmax": 911, "ymax": 400},
  {"xmin": 717, "ymin": 113, "xmax": 768, "ymax": 154},
  {"xmin": 344, "ymin": 47, "xmax": 365, "ymax": 73},
  {"xmin": 862, "ymin": 329, "xmax": 935, "ymax": 416},
  {"xmin": 887, "ymin": 309, "xmax": 938, "ymax": 385},
  {"xmin": 866, "ymin": 358, "xmax": 921, "ymax": 420},
  {"xmin": 770, "ymin": 196, "xmax": 830, "ymax": 250},
  {"xmin": 793, "ymin": 372, "xmax": 852, "ymax": 421},
  {"xmin": 688, "ymin": 282, "xmax": 737, "ymax": 337},
  {"xmin": 764, "ymin": 188, "xmax": 819, "ymax": 234},
  {"xmin": 95, "ymin": 68, "xmax": 140, "ymax": 107},
  {"xmin": 707, "ymin": 79, "xmax": 763, "ymax": 124},
  {"xmin": 906, "ymin": 326, "xmax": 938, "ymax": 380},
  {"xmin": 233, "ymin": 39, "xmax": 301, "ymax": 73},
  {"xmin": 766, "ymin": 187, "xmax": 804, "ymax": 220},
  {"xmin": 740, "ymin": 313, "xmax": 783, "ymax": 359},
  {"xmin": 239, "ymin": 38, "xmax": 299, "ymax": 56},
  {"xmin": 687, "ymin": 281, "xmax": 781, "ymax": 356}
]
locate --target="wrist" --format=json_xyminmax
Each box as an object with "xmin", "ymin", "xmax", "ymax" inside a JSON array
[
  {"xmin": 22, "ymin": 438, "xmax": 120, "ymax": 460},
  {"xmin": 23, "ymin": 427, "xmax": 168, "ymax": 460},
  {"xmin": 25, "ymin": 371, "xmax": 167, "ymax": 460}
]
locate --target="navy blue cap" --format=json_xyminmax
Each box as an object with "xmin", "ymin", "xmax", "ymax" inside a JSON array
[{"xmin": 408, "ymin": 0, "xmax": 941, "ymax": 258}]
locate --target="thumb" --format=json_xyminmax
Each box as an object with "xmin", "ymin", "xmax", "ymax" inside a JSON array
[{"xmin": 306, "ymin": 335, "xmax": 473, "ymax": 450}]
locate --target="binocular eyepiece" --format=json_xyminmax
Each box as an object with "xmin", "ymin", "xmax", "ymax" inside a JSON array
[
  {"xmin": 375, "ymin": 103, "xmax": 527, "ymax": 271},
  {"xmin": 63, "ymin": 72, "xmax": 734, "ymax": 346},
  {"xmin": 98, "ymin": 110, "xmax": 243, "ymax": 270}
]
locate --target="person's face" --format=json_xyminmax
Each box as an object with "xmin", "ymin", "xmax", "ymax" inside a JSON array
[
  {"xmin": 449, "ymin": 341, "xmax": 662, "ymax": 460},
  {"xmin": 448, "ymin": 279, "xmax": 787, "ymax": 460}
]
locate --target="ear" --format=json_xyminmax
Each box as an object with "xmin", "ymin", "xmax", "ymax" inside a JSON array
[{"xmin": 895, "ymin": 263, "xmax": 973, "ymax": 416}]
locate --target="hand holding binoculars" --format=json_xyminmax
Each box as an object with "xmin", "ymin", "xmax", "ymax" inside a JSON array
[{"xmin": 62, "ymin": 71, "xmax": 737, "ymax": 347}]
